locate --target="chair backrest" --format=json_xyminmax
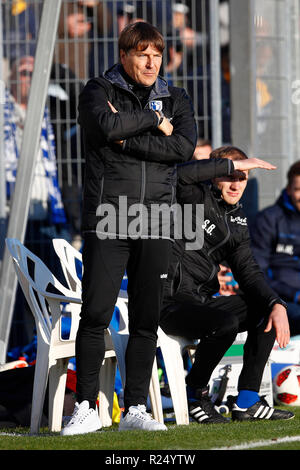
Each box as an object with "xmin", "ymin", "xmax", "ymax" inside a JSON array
[
  {"xmin": 52, "ymin": 238, "xmax": 82, "ymax": 294},
  {"xmin": 5, "ymin": 238, "xmax": 80, "ymax": 345},
  {"xmin": 115, "ymin": 296, "xmax": 129, "ymax": 334},
  {"xmin": 53, "ymin": 238, "xmax": 130, "ymax": 333}
]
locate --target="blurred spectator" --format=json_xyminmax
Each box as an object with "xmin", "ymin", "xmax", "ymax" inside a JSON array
[
  {"xmin": 188, "ymin": 59, "xmax": 231, "ymax": 144},
  {"xmin": 172, "ymin": 3, "xmax": 196, "ymax": 50},
  {"xmin": 4, "ymin": 55, "xmax": 68, "ymax": 347},
  {"xmin": 135, "ymin": 1, "xmax": 172, "ymax": 31},
  {"xmin": 217, "ymin": 264, "xmax": 239, "ymax": 296},
  {"xmin": 164, "ymin": 34, "xmax": 183, "ymax": 86},
  {"xmin": 219, "ymin": 0, "xmax": 229, "ymax": 47},
  {"xmin": 251, "ymin": 161, "xmax": 300, "ymax": 336},
  {"xmin": 171, "ymin": 2, "xmax": 203, "ymax": 83},
  {"xmin": 48, "ymin": 62, "xmax": 84, "ymax": 245},
  {"xmin": 192, "ymin": 139, "xmax": 212, "ymax": 160},
  {"xmin": 2, "ymin": 1, "xmax": 40, "ymax": 65},
  {"xmin": 56, "ymin": 0, "xmax": 93, "ymax": 80},
  {"xmin": 88, "ymin": 1, "xmax": 114, "ymax": 76},
  {"xmin": 5, "ymin": 56, "xmax": 66, "ymax": 231},
  {"xmin": 117, "ymin": 2, "xmax": 136, "ymax": 34}
]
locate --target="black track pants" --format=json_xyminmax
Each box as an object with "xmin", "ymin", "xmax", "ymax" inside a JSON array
[
  {"xmin": 160, "ymin": 294, "xmax": 276, "ymax": 392},
  {"xmin": 75, "ymin": 233, "xmax": 172, "ymax": 411}
]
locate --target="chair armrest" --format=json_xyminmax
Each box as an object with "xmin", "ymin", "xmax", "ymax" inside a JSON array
[{"xmin": 41, "ymin": 291, "xmax": 82, "ymax": 304}]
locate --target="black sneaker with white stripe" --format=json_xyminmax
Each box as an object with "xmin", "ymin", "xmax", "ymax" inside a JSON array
[
  {"xmin": 232, "ymin": 396, "xmax": 295, "ymax": 421},
  {"xmin": 188, "ymin": 386, "xmax": 230, "ymax": 424}
]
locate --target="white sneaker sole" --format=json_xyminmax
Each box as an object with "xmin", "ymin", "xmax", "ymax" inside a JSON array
[
  {"xmin": 61, "ymin": 426, "xmax": 101, "ymax": 436},
  {"xmin": 118, "ymin": 422, "xmax": 167, "ymax": 432},
  {"xmin": 61, "ymin": 422, "xmax": 102, "ymax": 436}
]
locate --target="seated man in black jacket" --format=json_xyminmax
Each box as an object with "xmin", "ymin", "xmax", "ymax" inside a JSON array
[{"xmin": 160, "ymin": 146, "xmax": 294, "ymax": 423}]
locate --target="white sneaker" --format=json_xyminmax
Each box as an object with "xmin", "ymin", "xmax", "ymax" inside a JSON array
[
  {"xmin": 61, "ymin": 400, "xmax": 102, "ymax": 436},
  {"xmin": 119, "ymin": 405, "xmax": 167, "ymax": 431}
]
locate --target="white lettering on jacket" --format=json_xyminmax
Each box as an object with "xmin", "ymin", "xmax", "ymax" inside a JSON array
[
  {"xmin": 230, "ymin": 215, "xmax": 247, "ymax": 226},
  {"xmin": 202, "ymin": 219, "xmax": 216, "ymax": 235},
  {"xmin": 276, "ymin": 243, "xmax": 294, "ymax": 255}
]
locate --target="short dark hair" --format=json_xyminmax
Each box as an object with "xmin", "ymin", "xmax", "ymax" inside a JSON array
[
  {"xmin": 118, "ymin": 21, "xmax": 165, "ymax": 55},
  {"xmin": 210, "ymin": 145, "xmax": 248, "ymax": 161},
  {"xmin": 287, "ymin": 161, "xmax": 300, "ymax": 186}
]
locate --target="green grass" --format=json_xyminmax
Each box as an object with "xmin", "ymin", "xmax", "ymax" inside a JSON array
[{"xmin": 1, "ymin": 407, "xmax": 300, "ymax": 452}]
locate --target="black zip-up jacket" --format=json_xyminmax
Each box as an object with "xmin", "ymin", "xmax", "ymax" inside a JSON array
[
  {"xmin": 163, "ymin": 158, "xmax": 280, "ymax": 310},
  {"xmin": 78, "ymin": 64, "xmax": 197, "ymax": 236}
]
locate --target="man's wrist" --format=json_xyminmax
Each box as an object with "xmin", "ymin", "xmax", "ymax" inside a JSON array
[{"xmin": 269, "ymin": 298, "xmax": 288, "ymax": 310}]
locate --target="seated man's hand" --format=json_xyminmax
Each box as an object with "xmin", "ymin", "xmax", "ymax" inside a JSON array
[{"xmin": 264, "ymin": 304, "xmax": 290, "ymax": 349}]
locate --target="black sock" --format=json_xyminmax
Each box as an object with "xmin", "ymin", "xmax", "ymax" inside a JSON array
[{"xmin": 77, "ymin": 398, "xmax": 96, "ymax": 410}]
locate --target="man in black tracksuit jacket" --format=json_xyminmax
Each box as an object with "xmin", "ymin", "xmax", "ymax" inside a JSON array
[
  {"xmin": 61, "ymin": 22, "xmax": 197, "ymax": 435},
  {"xmin": 160, "ymin": 146, "xmax": 294, "ymax": 423}
]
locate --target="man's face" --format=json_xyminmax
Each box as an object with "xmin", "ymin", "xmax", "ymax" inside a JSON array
[
  {"xmin": 213, "ymin": 169, "xmax": 249, "ymax": 205},
  {"xmin": 287, "ymin": 175, "xmax": 300, "ymax": 212},
  {"xmin": 120, "ymin": 44, "xmax": 162, "ymax": 86},
  {"xmin": 10, "ymin": 56, "xmax": 34, "ymax": 106}
]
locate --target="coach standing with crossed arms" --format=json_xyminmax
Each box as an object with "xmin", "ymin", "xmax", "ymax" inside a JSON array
[{"xmin": 61, "ymin": 21, "xmax": 197, "ymax": 435}]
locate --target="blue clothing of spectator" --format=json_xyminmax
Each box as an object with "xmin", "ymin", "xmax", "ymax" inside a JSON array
[{"xmin": 251, "ymin": 187, "xmax": 300, "ymax": 336}]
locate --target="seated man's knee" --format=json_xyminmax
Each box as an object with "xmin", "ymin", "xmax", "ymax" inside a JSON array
[{"xmin": 212, "ymin": 315, "xmax": 239, "ymax": 339}]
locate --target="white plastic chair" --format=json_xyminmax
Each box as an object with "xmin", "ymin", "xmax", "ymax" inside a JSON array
[
  {"xmin": 111, "ymin": 277, "xmax": 190, "ymax": 425},
  {"xmin": 110, "ymin": 296, "xmax": 164, "ymax": 425},
  {"xmin": 156, "ymin": 329, "xmax": 191, "ymax": 425},
  {"xmin": 52, "ymin": 238, "xmax": 121, "ymax": 427},
  {"xmin": 53, "ymin": 238, "xmax": 165, "ymax": 424},
  {"xmin": 5, "ymin": 238, "xmax": 117, "ymax": 433},
  {"xmin": 52, "ymin": 237, "xmax": 82, "ymax": 295},
  {"xmin": 53, "ymin": 238, "xmax": 192, "ymax": 425}
]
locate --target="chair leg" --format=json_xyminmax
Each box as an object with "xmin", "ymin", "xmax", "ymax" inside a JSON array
[
  {"xmin": 160, "ymin": 340, "xmax": 190, "ymax": 425},
  {"xmin": 30, "ymin": 348, "xmax": 50, "ymax": 434},
  {"xmin": 98, "ymin": 357, "xmax": 117, "ymax": 427},
  {"xmin": 149, "ymin": 357, "xmax": 164, "ymax": 424},
  {"xmin": 109, "ymin": 328, "xmax": 128, "ymax": 386},
  {"xmin": 48, "ymin": 357, "xmax": 70, "ymax": 432}
]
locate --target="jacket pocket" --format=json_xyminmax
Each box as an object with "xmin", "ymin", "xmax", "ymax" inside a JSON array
[{"xmin": 98, "ymin": 175, "xmax": 104, "ymax": 204}]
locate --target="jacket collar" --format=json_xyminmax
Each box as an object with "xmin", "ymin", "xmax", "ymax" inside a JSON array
[
  {"xmin": 210, "ymin": 183, "xmax": 242, "ymax": 213},
  {"xmin": 278, "ymin": 188, "xmax": 299, "ymax": 214},
  {"xmin": 103, "ymin": 63, "xmax": 170, "ymax": 100}
]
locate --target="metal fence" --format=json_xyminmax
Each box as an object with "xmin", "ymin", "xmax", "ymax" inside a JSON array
[
  {"xmin": 1, "ymin": 0, "xmax": 222, "ymax": 242},
  {"xmin": 0, "ymin": 0, "xmax": 224, "ymax": 356},
  {"xmin": 230, "ymin": 0, "xmax": 300, "ymax": 210},
  {"xmin": 253, "ymin": 0, "xmax": 294, "ymax": 208},
  {"xmin": 1, "ymin": 0, "xmax": 299, "ymax": 359}
]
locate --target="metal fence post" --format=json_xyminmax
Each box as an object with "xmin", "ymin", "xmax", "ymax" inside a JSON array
[
  {"xmin": 0, "ymin": 5, "xmax": 6, "ymax": 265},
  {"xmin": 0, "ymin": 0, "xmax": 62, "ymax": 364},
  {"xmin": 229, "ymin": 0, "xmax": 256, "ymax": 157},
  {"xmin": 209, "ymin": 0, "xmax": 222, "ymax": 148}
]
